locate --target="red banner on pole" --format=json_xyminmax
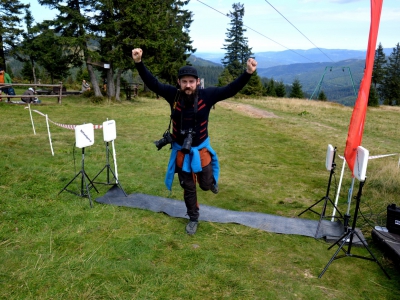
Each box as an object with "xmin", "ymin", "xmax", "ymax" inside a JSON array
[{"xmin": 344, "ymin": 0, "xmax": 383, "ymax": 174}]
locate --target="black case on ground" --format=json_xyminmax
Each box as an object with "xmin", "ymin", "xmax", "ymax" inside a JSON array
[{"xmin": 387, "ymin": 204, "xmax": 400, "ymax": 234}]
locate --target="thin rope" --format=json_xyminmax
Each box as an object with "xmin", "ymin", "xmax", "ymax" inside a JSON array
[{"xmin": 263, "ymin": 0, "xmax": 334, "ymax": 63}]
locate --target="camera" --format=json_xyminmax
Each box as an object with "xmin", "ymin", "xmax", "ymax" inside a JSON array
[
  {"xmin": 154, "ymin": 130, "xmax": 173, "ymax": 150},
  {"xmin": 181, "ymin": 129, "xmax": 195, "ymax": 154}
]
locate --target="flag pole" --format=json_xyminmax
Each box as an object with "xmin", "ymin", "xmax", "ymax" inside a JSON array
[{"xmin": 331, "ymin": 157, "xmax": 346, "ymax": 221}]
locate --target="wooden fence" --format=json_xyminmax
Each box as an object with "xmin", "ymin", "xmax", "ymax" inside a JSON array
[{"xmin": 0, "ymin": 82, "xmax": 79, "ymax": 104}]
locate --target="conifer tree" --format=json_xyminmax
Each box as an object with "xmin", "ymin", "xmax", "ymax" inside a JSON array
[
  {"xmin": 289, "ymin": 78, "xmax": 304, "ymax": 99},
  {"xmin": 275, "ymin": 81, "xmax": 286, "ymax": 98},
  {"xmin": 219, "ymin": 3, "xmax": 262, "ymax": 96},
  {"xmin": 373, "ymin": 43, "xmax": 387, "ymax": 88},
  {"xmin": 318, "ymin": 90, "xmax": 327, "ymax": 101},
  {"xmin": 266, "ymin": 78, "xmax": 277, "ymax": 97},
  {"xmin": 220, "ymin": 3, "xmax": 252, "ymax": 79},
  {"xmin": 0, "ymin": 0, "xmax": 28, "ymax": 69},
  {"xmin": 373, "ymin": 43, "xmax": 387, "ymax": 101},
  {"xmin": 38, "ymin": 0, "xmax": 195, "ymax": 98},
  {"xmin": 368, "ymin": 84, "xmax": 379, "ymax": 107},
  {"xmin": 241, "ymin": 70, "xmax": 264, "ymax": 96},
  {"xmin": 382, "ymin": 43, "xmax": 400, "ymax": 105}
]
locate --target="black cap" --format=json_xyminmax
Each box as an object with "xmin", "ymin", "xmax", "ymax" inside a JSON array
[{"xmin": 178, "ymin": 66, "xmax": 198, "ymax": 79}]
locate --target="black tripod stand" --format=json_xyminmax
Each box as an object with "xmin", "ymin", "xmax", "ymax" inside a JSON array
[
  {"xmin": 59, "ymin": 147, "xmax": 98, "ymax": 207},
  {"xmin": 298, "ymin": 147, "xmax": 343, "ymax": 237},
  {"xmin": 319, "ymin": 179, "xmax": 390, "ymax": 279},
  {"xmin": 91, "ymin": 141, "xmax": 127, "ymax": 196}
]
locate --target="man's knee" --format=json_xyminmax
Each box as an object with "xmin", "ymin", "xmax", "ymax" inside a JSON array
[{"xmin": 178, "ymin": 173, "xmax": 196, "ymax": 191}]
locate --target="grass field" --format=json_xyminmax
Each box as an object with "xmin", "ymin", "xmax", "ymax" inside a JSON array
[{"xmin": 1, "ymin": 95, "xmax": 399, "ymax": 299}]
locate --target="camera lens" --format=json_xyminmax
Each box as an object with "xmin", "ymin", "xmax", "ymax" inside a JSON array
[{"xmin": 181, "ymin": 133, "xmax": 193, "ymax": 154}]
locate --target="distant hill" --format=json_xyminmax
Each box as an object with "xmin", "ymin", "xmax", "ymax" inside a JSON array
[
  {"xmin": 187, "ymin": 55, "xmax": 221, "ymax": 67},
  {"xmin": 189, "ymin": 49, "xmax": 381, "ymax": 105},
  {"xmin": 257, "ymin": 59, "xmax": 365, "ymax": 105},
  {"xmin": 193, "ymin": 48, "xmax": 392, "ymax": 68}
]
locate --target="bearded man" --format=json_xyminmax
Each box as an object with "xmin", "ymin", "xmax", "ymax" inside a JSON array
[{"xmin": 132, "ymin": 48, "xmax": 257, "ymax": 235}]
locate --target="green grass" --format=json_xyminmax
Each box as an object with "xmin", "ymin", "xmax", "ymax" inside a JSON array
[{"xmin": 1, "ymin": 96, "xmax": 399, "ymax": 299}]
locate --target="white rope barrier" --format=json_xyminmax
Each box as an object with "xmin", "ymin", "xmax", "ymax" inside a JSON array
[{"xmin": 25, "ymin": 107, "xmax": 104, "ymax": 155}]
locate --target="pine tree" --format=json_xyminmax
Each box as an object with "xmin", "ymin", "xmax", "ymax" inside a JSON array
[
  {"xmin": 33, "ymin": 29, "xmax": 72, "ymax": 83},
  {"xmin": 266, "ymin": 78, "xmax": 277, "ymax": 97},
  {"xmin": 289, "ymin": 78, "xmax": 304, "ymax": 99},
  {"xmin": 219, "ymin": 3, "xmax": 262, "ymax": 96},
  {"xmin": 96, "ymin": 0, "xmax": 195, "ymax": 99},
  {"xmin": 275, "ymin": 81, "xmax": 286, "ymax": 97},
  {"xmin": 382, "ymin": 43, "xmax": 400, "ymax": 105},
  {"xmin": 220, "ymin": 3, "xmax": 252, "ymax": 79},
  {"xmin": 373, "ymin": 43, "xmax": 387, "ymax": 87},
  {"xmin": 0, "ymin": 0, "xmax": 28, "ymax": 69},
  {"xmin": 38, "ymin": 0, "xmax": 195, "ymax": 98},
  {"xmin": 373, "ymin": 43, "xmax": 387, "ymax": 101},
  {"xmin": 368, "ymin": 84, "xmax": 379, "ymax": 107},
  {"xmin": 21, "ymin": 61, "xmax": 34, "ymax": 82},
  {"xmin": 38, "ymin": 0, "xmax": 102, "ymax": 95},
  {"xmin": 318, "ymin": 90, "xmax": 327, "ymax": 101},
  {"xmin": 217, "ymin": 68, "xmax": 234, "ymax": 87},
  {"xmin": 241, "ymin": 70, "xmax": 264, "ymax": 96}
]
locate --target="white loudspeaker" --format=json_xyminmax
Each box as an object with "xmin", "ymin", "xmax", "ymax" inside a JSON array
[
  {"xmin": 103, "ymin": 120, "xmax": 116, "ymax": 142},
  {"xmin": 325, "ymin": 144, "xmax": 335, "ymax": 171},
  {"xmin": 75, "ymin": 123, "xmax": 94, "ymax": 148},
  {"xmin": 354, "ymin": 146, "xmax": 369, "ymax": 181}
]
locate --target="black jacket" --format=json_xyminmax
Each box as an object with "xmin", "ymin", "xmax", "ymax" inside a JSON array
[{"xmin": 135, "ymin": 62, "xmax": 252, "ymax": 147}]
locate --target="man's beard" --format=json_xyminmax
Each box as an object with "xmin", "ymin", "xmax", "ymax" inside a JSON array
[{"xmin": 181, "ymin": 87, "xmax": 198, "ymax": 107}]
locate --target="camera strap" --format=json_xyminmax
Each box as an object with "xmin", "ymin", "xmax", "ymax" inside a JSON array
[{"xmin": 167, "ymin": 90, "xmax": 181, "ymax": 132}]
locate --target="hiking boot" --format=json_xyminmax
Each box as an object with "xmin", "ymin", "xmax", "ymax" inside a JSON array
[
  {"xmin": 211, "ymin": 183, "xmax": 219, "ymax": 194},
  {"xmin": 186, "ymin": 220, "xmax": 198, "ymax": 235}
]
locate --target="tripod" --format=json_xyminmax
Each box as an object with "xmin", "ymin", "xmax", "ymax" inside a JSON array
[
  {"xmin": 91, "ymin": 141, "xmax": 127, "ymax": 196},
  {"xmin": 319, "ymin": 180, "xmax": 390, "ymax": 279},
  {"xmin": 59, "ymin": 147, "xmax": 98, "ymax": 207},
  {"xmin": 298, "ymin": 147, "xmax": 343, "ymax": 237}
]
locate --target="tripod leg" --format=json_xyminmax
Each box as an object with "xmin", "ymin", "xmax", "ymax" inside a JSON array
[
  {"xmin": 319, "ymin": 233, "xmax": 349, "ymax": 278},
  {"xmin": 59, "ymin": 171, "xmax": 82, "ymax": 195},
  {"xmin": 351, "ymin": 230, "xmax": 391, "ymax": 279},
  {"xmin": 84, "ymin": 171, "xmax": 99, "ymax": 193},
  {"xmin": 298, "ymin": 196, "xmax": 326, "ymax": 217},
  {"xmin": 315, "ymin": 196, "xmax": 330, "ymax": 238},
  {"xmin": 82, "ymin": 170, "xmax": 93, "ymax": 207},
  {"xmin": 91, "ymin": 164, "xmax": 108, "ymax": 183}
]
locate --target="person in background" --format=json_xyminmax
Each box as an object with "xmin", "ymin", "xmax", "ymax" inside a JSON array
[
  {"xmin": 132, "ymin": 47, "xmax": 257, "ymax": 235},
  {"xmin": 21, "ymin": 88, "xmax": 36, "ymax": 103},
  {"xmin": 103, "ymin": 78, "xmax": 107, "ymax": 92},
  {"xmin": 81, "ymin": 79, "xmax": 91, "ymax": 92},
  {"xmin": 0, "ymin": 67, "xmax": 12, "ymax": 102}
]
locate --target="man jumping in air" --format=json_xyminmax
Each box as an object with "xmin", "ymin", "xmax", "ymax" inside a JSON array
[{"xmin": 132, "ymin": 48, "xmax": 257, "ymax": 235}]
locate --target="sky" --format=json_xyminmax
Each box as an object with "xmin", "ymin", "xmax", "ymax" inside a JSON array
[{"xmin": 23, "ymin": 0, "xmax": 400, "ymax": 53}]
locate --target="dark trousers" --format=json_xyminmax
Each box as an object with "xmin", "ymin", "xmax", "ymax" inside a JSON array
[{"xmin": 177, "ymin": 163, "xmax": 214, "ymax": 221}]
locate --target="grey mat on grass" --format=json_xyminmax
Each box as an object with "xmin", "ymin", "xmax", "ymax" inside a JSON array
[{"xmin": 95, "ymin": 185, "xmax": 347, "ymax": 239}]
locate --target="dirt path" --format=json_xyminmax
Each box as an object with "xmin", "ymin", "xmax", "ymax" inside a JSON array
[{"xmin": 217, "ymin": 101, "xmax": 279, "ymax": 118}]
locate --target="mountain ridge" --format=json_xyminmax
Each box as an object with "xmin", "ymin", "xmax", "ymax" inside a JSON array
[
  {"xmin": 187, "ymin": 48, "xmax": 386, "ymax": 105},
  {"xmin": 190, "ymin": 47, "xmax": 392, "ymax": 68}
]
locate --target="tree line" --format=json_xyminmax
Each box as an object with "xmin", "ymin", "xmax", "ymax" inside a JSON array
[
  {"xmin": 371, "ymin": 42, "xmax": 400, "ymax": 106},
  {"xmin": 2, "ymin": 1, "xmax": 398, "ymax": 105},
  {"xmin": 1, "ymin": 0, "xmax": 195, "ymax": 100}
]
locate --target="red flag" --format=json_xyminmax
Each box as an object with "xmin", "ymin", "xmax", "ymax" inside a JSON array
[{"xmin": 344, "ymin": 0, "xmax": 383, "ymax": 174}]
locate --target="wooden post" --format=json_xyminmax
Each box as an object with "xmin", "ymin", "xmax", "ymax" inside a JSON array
[{"xmin": 58, "ymin": 82, "xmax": 63, "ymax": 104}]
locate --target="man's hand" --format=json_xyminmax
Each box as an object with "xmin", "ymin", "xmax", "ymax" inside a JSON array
[
  {"xmin": 246, "ymin": 57, "xmax": 257, "ymax": 74},
  {"xmin": 132, "ymin": 48, "xmax": 143, "ymax": 63}
]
